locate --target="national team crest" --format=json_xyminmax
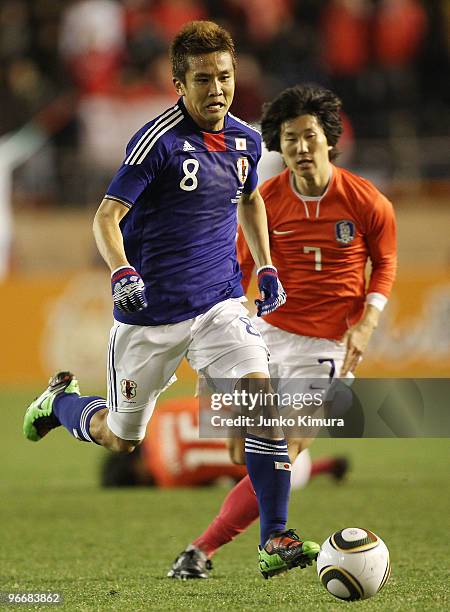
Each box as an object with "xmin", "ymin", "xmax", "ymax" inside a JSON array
[
  {"xmin": 237, "ymin": 157, "xmax": 249, "ymax": 185},
  {"xmin": 120, "ymin": 379, "xmax": 137, "ymax": 400},
  {"xmin": 335, "ymin": 220, "xmax": 356, "ymax": 245}
]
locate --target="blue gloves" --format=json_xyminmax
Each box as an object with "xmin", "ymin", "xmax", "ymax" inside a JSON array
[
  {"xmin": 255, "ymin": 265, "xmax": 287, "ymax": 317},
  {"xmin": 111, "ymin": 266, "xmax": 148, "ymax": 313}
]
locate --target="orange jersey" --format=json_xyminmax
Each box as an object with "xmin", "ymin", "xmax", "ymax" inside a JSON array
[
  {"xmin": 141, "ymin": 398, "xmax": 246, "ymax": 487},
  {"xmin": 238, "ymin": 165, "xmax": 397, "ymax": 340}
]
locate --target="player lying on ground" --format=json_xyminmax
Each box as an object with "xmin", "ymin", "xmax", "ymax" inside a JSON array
[
  {"xmin": 23, "ymin": 21, "xmax": 321, "ymax": 578},
  {"xmin": 168, "ymin": 83, "xmax": 397, "ymax": 579},
  {"xmin": 100, "ymin": 396, "xmax": 349, "ymax": 488}
]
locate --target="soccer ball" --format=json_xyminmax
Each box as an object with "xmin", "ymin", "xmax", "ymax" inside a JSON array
[{"xmin": 317, "ymin": 528, "xmax": 390, "ymax": 601}]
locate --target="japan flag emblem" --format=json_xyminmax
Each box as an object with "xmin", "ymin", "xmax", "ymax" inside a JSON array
[
  {"xmin": 235, "ymin": 137, "xmax": 247, "ymax": 150},
  {"xmin": 237, "ymin": 157, "xmax": 249, "ymax": 184}
]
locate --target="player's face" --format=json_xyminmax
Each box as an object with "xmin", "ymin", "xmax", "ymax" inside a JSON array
[
  {"xmin": 280, "ymin": 115, "xmax": 332, "ymax": 189},
  {"xmin": 174, "ymin": 51, "xmax": 235, "ymax": 131}
]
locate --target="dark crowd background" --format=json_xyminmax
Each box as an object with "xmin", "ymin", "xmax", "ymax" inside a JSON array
[{"xmin": 0, "ymin": 0, "xmax": 448, "ymax": 207}]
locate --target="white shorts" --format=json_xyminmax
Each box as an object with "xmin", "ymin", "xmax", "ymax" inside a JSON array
[
  {"xmin": 251, "ymin": 317, "xmax": 353, "ymax": 403},
  {"xmin": 106, "ymin": 299, "xmax": 269, "ymax": 440},
  {"xmin": 252, "ymin": 317, "xmax": 347, "ymax": 379}
]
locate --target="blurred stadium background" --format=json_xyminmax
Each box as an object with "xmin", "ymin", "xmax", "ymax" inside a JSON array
[
  {"xmin": 0, "ymin": 2, "xmax": 449, "ymax": 608},
  {"xmin": 1, "ymin": 0, "xmax": 449, "ymax": 390}
]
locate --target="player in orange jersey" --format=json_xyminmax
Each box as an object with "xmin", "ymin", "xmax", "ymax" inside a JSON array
[
  {"xmin": 168, "ymin": 83, "xmax": 396, "ymax": 579},
  {"xmin": 101, "ymin": 397, "xmax": 247, "ymax": 487},
  {"xmin": 101, "ymin": 396, "xmax": 348, "ymax": 488}
]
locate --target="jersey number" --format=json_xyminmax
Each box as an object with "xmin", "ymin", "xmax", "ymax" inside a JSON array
[
  {"xmin": 180, "ymin": 159, "xmax": 199, "ymax": 191},
  {"xmin": 318, "ymin": 358, "xmax": 336, "ymax": 383},
  {"xmin": 239, "ymin": 316, "xmax": 261, "ymax": 337},
  {"xmin": 303, "ymin": 246, "xmax": 322, "ymax": 271}
]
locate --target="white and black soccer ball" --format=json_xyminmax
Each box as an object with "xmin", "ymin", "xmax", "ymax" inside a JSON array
[{"xmin": 317, "ymin": 528, "xmax": 390, "ymax": 601}]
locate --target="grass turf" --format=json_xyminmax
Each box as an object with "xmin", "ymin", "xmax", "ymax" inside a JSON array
[{"xmin": 0, "ymin": 386, "xmax": 449, "ymax": 611}]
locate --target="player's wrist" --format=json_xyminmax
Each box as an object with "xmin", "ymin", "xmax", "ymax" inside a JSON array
[
  {"xmin": 111, "ymin": 265, "xmax": 137, "ymax": 278},
  {"xmin": 358, "ymin": 315, "xmax": 378, "ymax": 332},
  {"xmin": 111, "ymin": 264, "xmax": 147, "ymax": 313},
  {"xmin": 256, "ymin": 265, "xmax": 278, "ymax": 276},
  {"xmin": 361, "ymin": 304, "xmax": 381, "ymax": 330},
  {"xmin": 366, "ymin": 292, "xmax": 388, "ymax": 312}
]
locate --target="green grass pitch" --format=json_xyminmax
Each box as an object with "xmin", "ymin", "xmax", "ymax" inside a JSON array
[{"xmin": 0, "ymin": 385, "xmax": 449, "ymax": 611}]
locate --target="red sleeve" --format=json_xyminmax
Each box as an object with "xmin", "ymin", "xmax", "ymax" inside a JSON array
[
  {"xmin": 236, "ymin": 225, "xmax": 255, "ymax": 293},
  {"xmin": 365, "ymin": 192, "xmax": 397, "ymax": 297}
]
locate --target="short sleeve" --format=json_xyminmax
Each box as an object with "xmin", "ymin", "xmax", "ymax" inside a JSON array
[
  {"xmin": 242, "ymin": 134, "xmax": 262, "ymax": 194},
  {"xmin": 105, "ymin": 127, "xmax": 169, "ymax": 207}
]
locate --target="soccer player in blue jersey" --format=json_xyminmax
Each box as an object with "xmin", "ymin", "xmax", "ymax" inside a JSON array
[{"xmin": 23, "ymin": 21, "xmax": 319, "ymax": 577}]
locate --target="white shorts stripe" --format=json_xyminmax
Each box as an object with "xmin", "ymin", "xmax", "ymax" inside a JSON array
[
  {"xmin": 107, "ymin": 330, "xmax": 114, "ymax": 410},
  {"xmin": 133, "ymin": 113, "xmax": 184, "ymax": 165},
  {"xmin": 108, "ymin": 325, "xmax": 120, "ymax": 411},
  {"xmin": 125, "ymin": 107, "xmax": 182, "ymax": 165}
]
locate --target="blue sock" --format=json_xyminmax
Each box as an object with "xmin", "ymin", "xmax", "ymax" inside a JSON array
[
  {"xmin": 53, "ymin": 394, "xmax": 105, "ymax": 443},
  {"xmin": 245, "ymin": 434, "xmax": 291, "ymax": 547}
]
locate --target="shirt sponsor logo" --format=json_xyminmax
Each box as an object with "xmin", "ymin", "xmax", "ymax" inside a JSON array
[
  {"xmin": 237, "ymin": 157, "xmax": 249, "ymax": 184},
  {"xmin": 182, "ymin": 140, "xmax": 196, "ymax": 151},
  {"xmin": 335, "ymin": 220, "xmax": 356, "ymax": 245},
  {"xmin": 120, "ymin": 379, "xmax": 137, "ymax": 400},
  {"xmin": 235, "ymin": 137, "xmax": 247, "ymax": 150},
  {"xmin": 273, "ymin": 229, "xmax": 295, "ymax": 235}
]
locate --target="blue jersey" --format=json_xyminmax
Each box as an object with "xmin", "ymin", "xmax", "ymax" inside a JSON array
[{"xmin": 105, "ymin": 98, "xmax": 262, "ymax": 325}]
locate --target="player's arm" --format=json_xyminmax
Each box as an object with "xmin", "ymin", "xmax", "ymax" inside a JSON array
[
  {"xmin": 236, "ymin": 225, "xmax": 255, "ymax": 293},
  {"xmin": 93, "ymin": 198, "xmax": 130, "ymax": 271},
  {"xmin": 238, "ymin": 188, "xmax": 286, "ymax": 316},
  {"xmin": 237, "ymin": 187, "xmax": 271, "ymax": 269},
  {"xmin": 93, "ymin": 123, "xmax": 165, "ymax": 313},
  {"xmin": 93, "ymin": 198, "xmax": 147, "ymax": 313},
  {"xmin": 341, "ymin": 304, "xmax": 382, "ymax": 375},
  {"xmin": 341, "ymin": 193, "xmax": 397, "ymax": 375}
]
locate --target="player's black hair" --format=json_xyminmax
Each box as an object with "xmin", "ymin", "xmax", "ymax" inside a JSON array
[
  {"xmin": 261, "ymin": 84, "xmax": 343, "ymax": 161},
  {"xmin": 170, "ymin": 20, "xmax": 236, "ymax": 82},
  {"xmin": 100, "ymin": 447, "xmax": 155, "ymax": 487}
]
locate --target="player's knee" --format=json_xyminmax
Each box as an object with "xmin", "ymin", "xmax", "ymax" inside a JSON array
[
  {"xmin": 236, "ymin": 372, "xmax": 270, "ymax": 392},
  {"xmin": 287, "ymin": 438, "xmax": 311, "ymax": 462},
  {"xmin": 229, "ymin": 448, "xmax": 246, "ymax": 465},
  {"xmin": 227, "ymin": 438, "xmax": 246, "ymax": 465}
]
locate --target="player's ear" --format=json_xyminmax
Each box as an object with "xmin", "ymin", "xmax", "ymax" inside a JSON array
[{"xmin": 173, "ymin": 78, "xmax": 185, "ymax": 96}]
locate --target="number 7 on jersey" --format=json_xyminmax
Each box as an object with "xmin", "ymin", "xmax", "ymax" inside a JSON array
[{"xmin": 303, "ymin": 246, "xmax": 322, "ymax": 271}]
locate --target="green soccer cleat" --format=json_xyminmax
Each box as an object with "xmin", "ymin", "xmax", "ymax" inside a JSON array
[
  {"xmin": 259, "ymin": 547, "xmax": 288, "ymax": 578},
  {"xmin": 259, "ymin": 529, "xmax": 320, "ymax": 579},
  {"xmin": 23, "ymin": 371, "xmax": 80, "ymax": 442}
]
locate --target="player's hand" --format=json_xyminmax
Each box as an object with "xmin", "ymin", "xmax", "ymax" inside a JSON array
[
  {"xmin": 340, "ymin": 321, "xmax": 375, "ymax": 376},
  {"xmin": 255, "ymin": 265, "xmax": 287, "ymax": 317},
  {"xmin": 111, "ymin": 266, "xmax": 148, "ymax": 313}
]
